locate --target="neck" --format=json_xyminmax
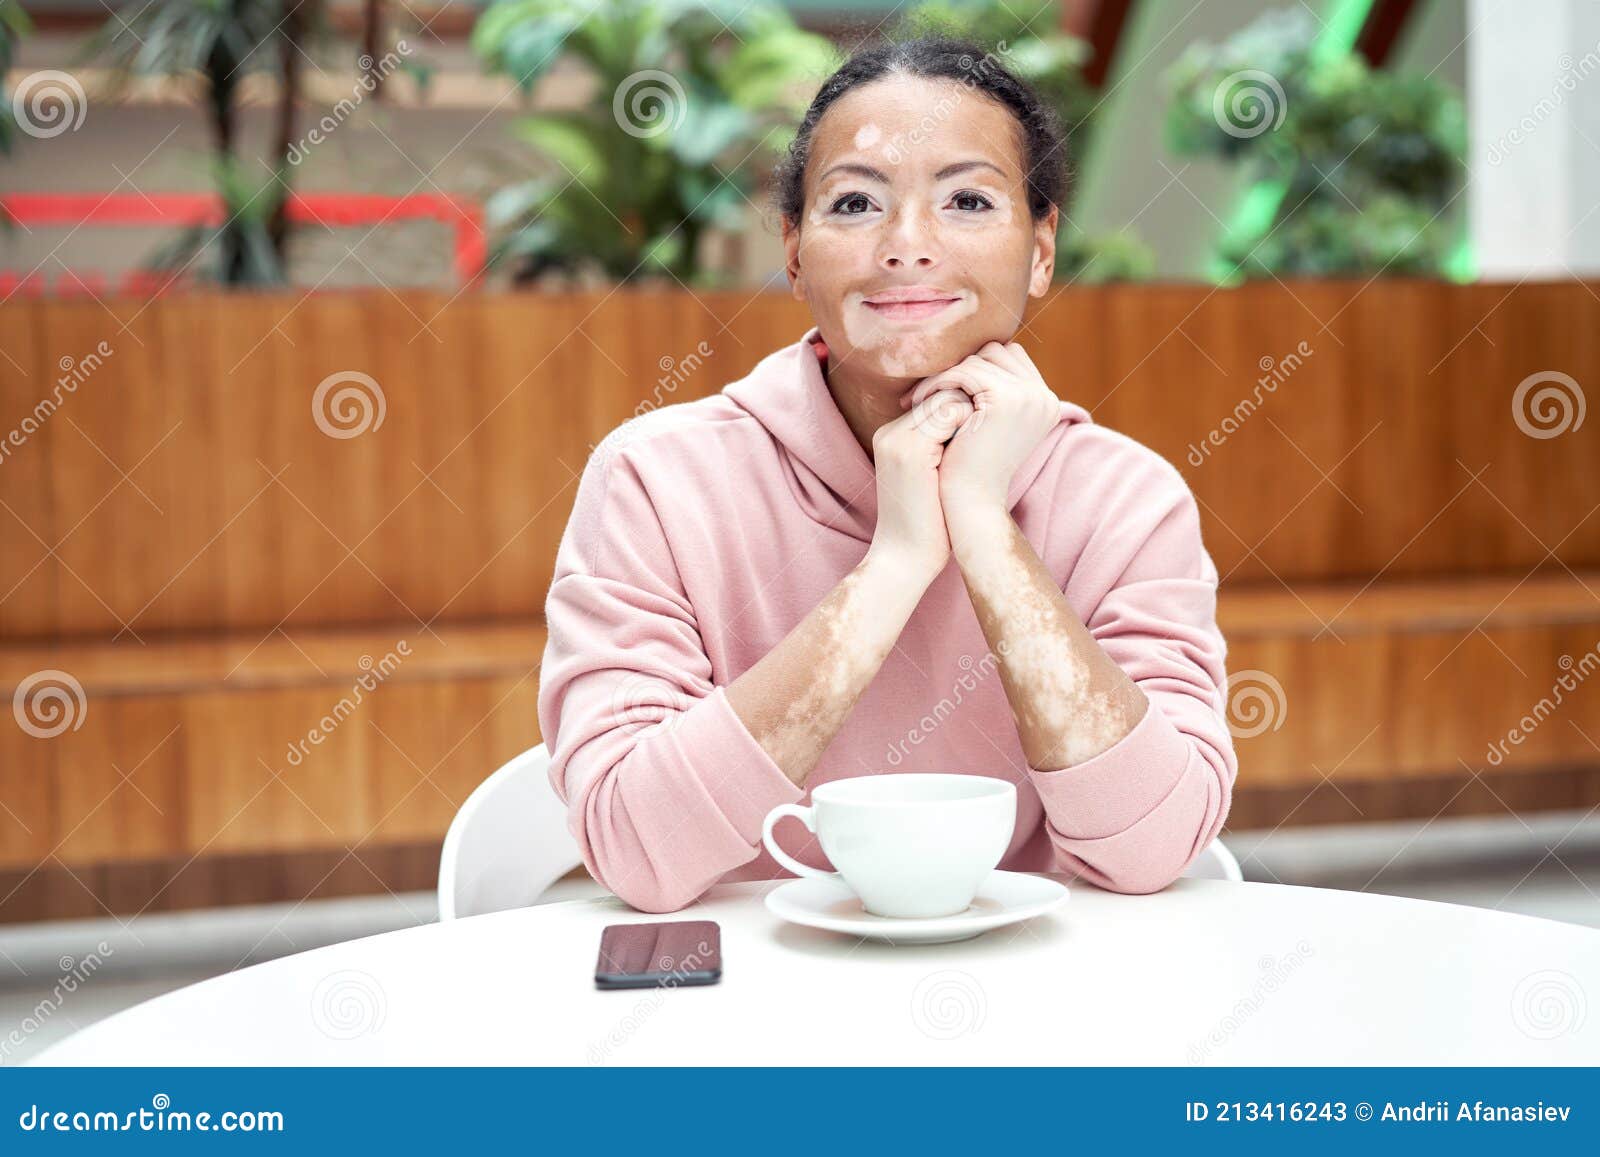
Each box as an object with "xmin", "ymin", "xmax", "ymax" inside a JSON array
[{"xmin": 822, "ymin": 355, "xmax": 918, "ymax": 461}]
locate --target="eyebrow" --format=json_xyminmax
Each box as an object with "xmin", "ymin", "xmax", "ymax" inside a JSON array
[{"xmin": 816, "ymin": 159, "xmax": 1009, "ymax": 184}]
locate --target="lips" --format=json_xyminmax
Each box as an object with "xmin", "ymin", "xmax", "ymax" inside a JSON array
[{"xmin": 861, "ymin": 287, "xmax": 964, "ymax": 321}]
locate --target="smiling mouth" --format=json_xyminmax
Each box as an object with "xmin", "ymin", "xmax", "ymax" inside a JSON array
[{"xmin": 862, "ymin": 297, "xmax": 962, "ymax": 321}]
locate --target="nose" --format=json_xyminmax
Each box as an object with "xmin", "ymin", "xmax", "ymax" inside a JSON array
[{"xmin": 876, "ymin": 203, "xmax": 942, "ymax": 271}]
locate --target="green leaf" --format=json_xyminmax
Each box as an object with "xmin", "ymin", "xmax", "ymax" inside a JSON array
[
  {"xmin": 513, "ymin": 113, "xmax": 609, "ymax": 186},
  {"xmin": 669, "ymin": 97, "xmax": 750, "ymax": 167}
]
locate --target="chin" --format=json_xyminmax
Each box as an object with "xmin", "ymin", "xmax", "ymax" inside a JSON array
[{"xmin": 860, "ymin": 335, "xmax": 974, "ymax": 381}]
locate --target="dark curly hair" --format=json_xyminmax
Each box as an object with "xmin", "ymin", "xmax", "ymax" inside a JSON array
[{"xmin": 773, "ymin": 37, "xmax": 1067, "ymax": 230}]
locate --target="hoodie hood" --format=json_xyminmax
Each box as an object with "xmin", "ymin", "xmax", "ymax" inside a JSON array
[{"xmin": 722, "ymin": 325, "xmax": 1091, "ymax": 542}]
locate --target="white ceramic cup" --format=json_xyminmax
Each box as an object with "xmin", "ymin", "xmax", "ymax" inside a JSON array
[{"xmin": 761, "ymin": 774, "xmax": 1017, "ymax": 918}]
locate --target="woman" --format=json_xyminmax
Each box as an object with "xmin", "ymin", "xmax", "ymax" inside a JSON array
[{"xmin": 537, "ymin": 38, "xmax": 1237, "ymax": 914}]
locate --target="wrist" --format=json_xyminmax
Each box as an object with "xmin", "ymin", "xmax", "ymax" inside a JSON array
[
  {"xmin": 942, "ymin": 493, "xmax": 1012, "ymax": 556},
  {"xmin": 862, "ymin": 539, "xmax": 944, "ymax": 594}
]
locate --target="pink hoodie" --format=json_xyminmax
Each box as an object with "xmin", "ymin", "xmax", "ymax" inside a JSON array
[{"xmin": 538, "ymin": 326, "xmax": 1237, "ymax": 913}]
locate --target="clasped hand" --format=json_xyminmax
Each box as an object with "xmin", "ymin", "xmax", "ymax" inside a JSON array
[{"xmin": 904, "ymin": 340, "xmax": 1059, "ymax": 510}]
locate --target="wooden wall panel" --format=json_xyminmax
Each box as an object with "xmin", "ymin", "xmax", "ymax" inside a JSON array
[
  {"xmin": 5, "ymin": 281, "xmax": 1600, "ymax": 641},
  {"xmin": 3, "ymin": 281, "xmax": 1599, "ymax": 919}
]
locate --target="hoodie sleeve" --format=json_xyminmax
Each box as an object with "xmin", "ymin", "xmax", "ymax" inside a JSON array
[
  {"xmin": 1026, "ymin": 448, "xmax": 1238, "ymax": 895},
  {"xmin": 537, "ymin": 438, "xmax": 804, "ymax": 914}
]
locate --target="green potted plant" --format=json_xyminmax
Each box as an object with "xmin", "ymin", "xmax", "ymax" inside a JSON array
[
  {"xmin": 473, "ymin": 0, "xmax": 839, "ymax": 285},
  {"xmin": 0, "ymin": 0, "xmax": 30, "ymax": 162},
  {"xmin": 1165, "ymin": 8, "xmax": 1466, "ymax": 279},
  {"xmin": 84, "ymin": 0, "xmax": 319, "ymax": 284}
]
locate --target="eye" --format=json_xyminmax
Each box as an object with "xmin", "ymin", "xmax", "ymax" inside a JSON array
[
  {"xmin": 829, "ymin": 192, "xmax": 874, "ymax": 215},
  {"xmin": 950, "ymin": 190, "xmax": 995, "ymax": 212}
]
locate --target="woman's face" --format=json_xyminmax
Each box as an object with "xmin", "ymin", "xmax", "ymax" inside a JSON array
[{"xmin": 782, "ymin": 73, "xmax": 1058, "ymax": 385}]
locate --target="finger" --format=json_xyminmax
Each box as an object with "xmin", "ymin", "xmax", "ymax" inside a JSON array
[
  {"xmin": 974, "ymin": 340, "xmax": 1027, "ymax": 376},
  {"xmin": 908, "ymin": 388, "xmax": 974, "ymax": 442},
  {"xmin": 908, "ymin": 362, "xmax": 995, "ymax": 410},
  {"xmin": 907, "ymin": 368, "xmax": 973, "ymax": 411},
  {"xmin": 1004, "ymin": 341, "xmax": 1041, "ymax": 378}
]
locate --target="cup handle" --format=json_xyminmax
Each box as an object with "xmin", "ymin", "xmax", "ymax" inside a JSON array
[{"xmin": 761, "ymin": 803, "xmax": 840, "ymax": 881}]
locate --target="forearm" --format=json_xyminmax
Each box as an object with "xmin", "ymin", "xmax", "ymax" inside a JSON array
[
  {"xmin": 946, "ymin": 502, "xmax": 1147, "ymax": 770},
  {"xmin": 726, "ymin": 546, "xmax": 931, "ymax": 786}
]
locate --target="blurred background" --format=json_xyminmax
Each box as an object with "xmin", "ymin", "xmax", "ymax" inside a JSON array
[{"xmin": 1, "ymin": 0, "xmax": 1597, "ymax": 1061}]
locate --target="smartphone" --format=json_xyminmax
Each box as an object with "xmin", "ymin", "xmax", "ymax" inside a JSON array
[{"xmin": 595, "ymin": 920, "xmax": 722, "ymax": 990}]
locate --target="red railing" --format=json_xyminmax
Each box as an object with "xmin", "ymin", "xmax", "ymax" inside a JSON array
[{"xmin": 0, "ymin": 191, "xmax": 487, "ymax": 295}]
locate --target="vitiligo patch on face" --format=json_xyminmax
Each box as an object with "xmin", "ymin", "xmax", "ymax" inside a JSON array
[
  {"xmin": 853, "ymin": 123, "xmax": 883, "ymax": 151},
  {"xmin": 840, "ymin": 294, "xmax": 981, "ymax": 380}
]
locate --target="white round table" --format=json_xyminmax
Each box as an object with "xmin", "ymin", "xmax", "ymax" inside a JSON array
[{"xmin": 32, "ymin": 877, "xmax": 1600, "ymax": 1065}]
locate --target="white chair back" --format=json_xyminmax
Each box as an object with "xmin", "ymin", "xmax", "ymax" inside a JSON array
[
  {"xmin": 1183, "ymin": 838, "xmax": 1244, "ymax": 882},
  {"xmin": 438, "ymin": 745, "xmax": 1244, "ymax": 919},
  {"xmin": 437, "ymin": 744, "xmax": 584, "ymax": 921}
]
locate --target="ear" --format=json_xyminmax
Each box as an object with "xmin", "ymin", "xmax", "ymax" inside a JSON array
[
  {"xmin": 1028, "ymin": 204, "xmax": 1059, "ymax": 297},
  {"xmin": 781, "ymin": 214, "xmax": 805, "ymax": 301}
]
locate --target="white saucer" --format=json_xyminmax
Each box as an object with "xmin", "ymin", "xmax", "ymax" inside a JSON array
[{"xmin": 764, "ymin": 870, "xmax": 1069, "ymax": 944}]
